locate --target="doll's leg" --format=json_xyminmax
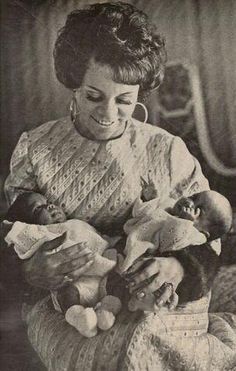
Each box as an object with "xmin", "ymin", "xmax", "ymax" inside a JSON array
[
  {"xmin": 105, "ymin": 270, "xmax": 130, "ymax": 306},
  {"xmin": 56, "ymin": 282, "xmax": 80, "ymax": 313}
]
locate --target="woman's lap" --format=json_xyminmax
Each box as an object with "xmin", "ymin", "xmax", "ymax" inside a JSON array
[{"xmin": 25, "ymin": 290, "xmax": 236, "ymax": 371}]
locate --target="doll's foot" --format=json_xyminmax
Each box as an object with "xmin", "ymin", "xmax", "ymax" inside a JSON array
[{"xmin": 96, "ymin": 309, "xmax": 115, "ymax": 330}]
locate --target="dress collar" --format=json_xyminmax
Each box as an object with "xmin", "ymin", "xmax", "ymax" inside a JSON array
[{"xmin": 70, "ymin": 116, "xmax": 132, "ymax": 143}]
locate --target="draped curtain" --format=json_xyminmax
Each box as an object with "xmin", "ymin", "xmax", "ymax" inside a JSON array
[{"xmin": 1, "ymin": 0, "xmax": 236, "ymax": 204}]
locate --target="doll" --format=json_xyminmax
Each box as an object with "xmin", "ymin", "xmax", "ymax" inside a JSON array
[{"xmin": 5, "ymin": 192, "xmax": 122, "ymax": 337}]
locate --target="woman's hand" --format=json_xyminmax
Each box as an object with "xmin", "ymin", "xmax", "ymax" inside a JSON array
[
  {"xmin": 22, "ymin": 232, "xmax": 94, "ymax": 290},
  {"xmin": 126, "ymin": 256, "xmax": 184, "ymax": 308}
]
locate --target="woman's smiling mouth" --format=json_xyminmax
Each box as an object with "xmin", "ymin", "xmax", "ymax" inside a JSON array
[{"xmin": 91, "ymin": 115, "xmax": 114, "ymax": 127}]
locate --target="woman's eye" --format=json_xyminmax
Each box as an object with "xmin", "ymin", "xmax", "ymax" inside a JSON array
[
  {"xmin": 116, "ymin": 98, "xmax": 132, "ymax": 105},
  {"xmin": 86, "ymin": 94, "xmax": 103, "ymax": 102}
]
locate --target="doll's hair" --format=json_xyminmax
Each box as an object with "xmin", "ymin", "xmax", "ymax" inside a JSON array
[
  {"xmin": 206, "ymin": 199, "xmax": 232, "ymax": 241},
  {"xmin": 54, "ymin": 1, "xmax": 167, "ymax": 100},
  {"xmin": 6, "ymin": 192, "xmax": 39, "ymax": 224}
]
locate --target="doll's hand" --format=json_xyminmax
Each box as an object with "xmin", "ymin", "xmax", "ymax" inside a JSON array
[
  {"xmin": 182, "ymin": 206, "xmax": 201, "ymax": 220},
  {"xmin": 22, "ymin": 233, "xmax": 95, "ymax": 290},
  {"xmin": 140, "ymin": 175, "xmax": 158, "ymax": 201}
]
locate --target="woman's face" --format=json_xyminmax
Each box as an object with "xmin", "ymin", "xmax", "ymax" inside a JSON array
[{"xmin": 75, "ymin": 59, "xmax": 139, "ymax": 140}]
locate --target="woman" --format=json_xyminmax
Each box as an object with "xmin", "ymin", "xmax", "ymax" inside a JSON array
[{"xmin": 4, "ymin": 2, "xmax": 236, "ymax": 370}]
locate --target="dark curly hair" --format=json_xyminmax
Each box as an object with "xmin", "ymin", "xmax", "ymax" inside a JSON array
[{"xmin": 54, "ymin": 2, "xmax": 167, "ymax": 100}]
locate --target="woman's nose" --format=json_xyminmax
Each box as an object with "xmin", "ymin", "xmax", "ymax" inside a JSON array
[{"xmin": 96, "ymin": 101, "xmax": 117, "ymax": 122}]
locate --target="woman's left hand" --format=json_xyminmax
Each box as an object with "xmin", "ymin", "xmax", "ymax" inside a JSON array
[{"xmin": 126, "ymin": 256, "xmax": 184, "ymax": 307}]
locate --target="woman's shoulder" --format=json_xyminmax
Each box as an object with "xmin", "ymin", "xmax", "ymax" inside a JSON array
[
  {"xmin": 27, "ymin": 116, "xmax": 71, "ymax": 141},
  {"xmin": 130, "ymin": 118, "xmax": 175, "ymax": 147}
]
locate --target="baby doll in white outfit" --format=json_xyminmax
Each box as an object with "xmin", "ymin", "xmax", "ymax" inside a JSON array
[
  {"xmin": 120, "ymin": 180, "xmax": 232, "ymax": 311},
  {"xmin": 5, "ymin": 187, "xmax": 232, "ymax": 315},
  {"xmin": 121, "ymin": 189, "xmax": 232, "ymax": 272},
  {"xmin": 5, "ymin": 192, "xmax": 121, "ymax": 335}
]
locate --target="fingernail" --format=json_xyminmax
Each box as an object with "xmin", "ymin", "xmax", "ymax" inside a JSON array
[
  {"xmin": 158, "ymin": 300, "xmax": 163, "ymax": 306},
  {"xmin": 136, "ymin": 291, "xmax": 145, "ymax": 299}
]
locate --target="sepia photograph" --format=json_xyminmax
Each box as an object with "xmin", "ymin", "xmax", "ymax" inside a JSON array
[{"xmin": 1, "ymin": 1, "xmax": 236, "ymax": 370}]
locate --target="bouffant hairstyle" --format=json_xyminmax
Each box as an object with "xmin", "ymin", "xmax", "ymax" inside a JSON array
[{"xmin": 54, "ymin": 2, "xmax": 167, "ymax": 100}]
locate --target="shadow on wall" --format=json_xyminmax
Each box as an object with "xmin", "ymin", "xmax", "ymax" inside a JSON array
[{"xmin": 1, "ymin": 0, "xmax": 77, "ymax": 176}]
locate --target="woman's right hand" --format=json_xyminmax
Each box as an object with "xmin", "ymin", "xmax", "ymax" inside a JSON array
[
  {"xmin": 22, "ymin": 232, "xmax": 94, "ymax": 290},
  {"xmin": 125, "ymin": 256, "xmax": 184, "ymax": 309}
]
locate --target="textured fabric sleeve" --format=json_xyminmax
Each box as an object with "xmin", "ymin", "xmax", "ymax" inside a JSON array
[
  {"xmin": 4, "ymin": 132, "xmax": 38, "ymax": 206},
  {"xmin": 169, "ymin": 136, "xmax": 209, "ymax": 199},
  {"xmin": 167, "ymin": 136, "xmax": 220, "ymax": 302}
]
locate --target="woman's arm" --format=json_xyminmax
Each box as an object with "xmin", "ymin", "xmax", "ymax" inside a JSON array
[
  {"xmin": 161, "ymin": 244, "xmax": 220, "ymax": 303},
  {"xmin": 21, "ymin": 233, "xmax": 95, "ymax": 290},
  {"xmin": 4, "ymin": 132, "xmax": 95, "ymax": 291},
  {"xmin": 4, "ymin": 132, "xmax": 39, "ymax": 205}
]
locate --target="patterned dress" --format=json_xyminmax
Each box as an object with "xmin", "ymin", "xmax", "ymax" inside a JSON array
[
  {"xmin": 5, "ymin": 117, "xmax": 236, "ymax": 370},
  {"xmin": 5, "ymin": 116, "xmax": 208, "ymax": 235}
]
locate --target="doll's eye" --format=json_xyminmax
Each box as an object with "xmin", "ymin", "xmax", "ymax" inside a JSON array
[{"xmin": 33, "ymin": 205, "xmax": 43, "ymax": 215}]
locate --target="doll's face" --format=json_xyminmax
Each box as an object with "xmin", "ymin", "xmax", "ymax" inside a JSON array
[
  {"xmin": 25, "ymin": 193, "xmax": 66, "ymax": 225},
  {"xmin": 172, "ymin": 191, "xmax": 219, "ymax": 238}
]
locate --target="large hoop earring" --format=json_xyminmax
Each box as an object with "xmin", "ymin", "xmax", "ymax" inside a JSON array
[
  {"xmin": 135, "ymin": 102, "xmax": 148, "ymax": 124},
  {"xmin": 70, "ymin": 90, "xmax": 79, "ymax": 123}
]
